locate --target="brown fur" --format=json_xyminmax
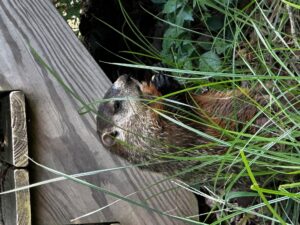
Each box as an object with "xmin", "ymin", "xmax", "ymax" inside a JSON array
[{"xmin": 140, "ymin": 82, "xmax": 270, "ymax": 142}]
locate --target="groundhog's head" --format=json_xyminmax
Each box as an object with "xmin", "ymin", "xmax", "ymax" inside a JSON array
[{"xmin": 97, "ymin": 74, "xmax": 163, "ymax": 162}]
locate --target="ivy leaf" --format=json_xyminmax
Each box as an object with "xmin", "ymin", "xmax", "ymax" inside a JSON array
[
  {"xmin": 162, "ymin": 0, "xmax": 184, "ymax": 13},
  {"xmin": 199, "ymin": 51, "xmax": 221, "ymax": 72},
  {"xmin": 176, "ymin": 6, "xmax": 193, "ymax": 26},
  {"xmin": 214, "ymin": 39, "xmax": 231, "ymax": 54},
  {"xmin": 161, "ymin": 27, "xmax": 185, "ymax": 57}
]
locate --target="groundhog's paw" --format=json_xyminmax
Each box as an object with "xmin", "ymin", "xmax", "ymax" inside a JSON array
[{"xmin": 151, "ymin": 73, "xmax": 181, "ymax": 95}]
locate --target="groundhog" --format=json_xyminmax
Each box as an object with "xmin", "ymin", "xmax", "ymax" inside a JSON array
[
  {"xmin": 97, "ymin": 74, "xmax": 299, "ymax": 223},
  {"xmin": 97, "ymin": 74, "xmax": 293, "ymax": 179}
]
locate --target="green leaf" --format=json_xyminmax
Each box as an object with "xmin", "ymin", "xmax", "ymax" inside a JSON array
[
  {"xmin": 199, "ymin": 51, "xmax": 221, "ymax": 72},
  {"xmin": 162, "ymin": 27, "xmax": 185, "ymax": 52},
  {"xmin": 176, "ymin": 6, "xmax": 194, "ymax": 26},
  {"xmin": 162, "ymin": 0, "xmax": 183, "ymax": 13},
  {"xmin": 214, "ymin": 39, "xmax": 232, "ymax": 54},
  {"xmin": 181, "ymin": 6, "xmax": 193, "ymax": 21}
]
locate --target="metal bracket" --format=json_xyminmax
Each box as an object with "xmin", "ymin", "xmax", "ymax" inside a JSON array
[{"xmin": 0, "ymin": 91, "xmax": 31, "ymax": 225}]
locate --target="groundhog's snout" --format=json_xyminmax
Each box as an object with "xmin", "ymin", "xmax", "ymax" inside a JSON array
[
  {"xmin": 97, "ymin": 107, "xmax": 120, "ymax": 148},
  {"xmin": 100, "ymin": 130, "xmax": 119, "ymax": 147},
  {"xmin": 97, "ymin": 74, "xmax": 143, "ymax": 149}
]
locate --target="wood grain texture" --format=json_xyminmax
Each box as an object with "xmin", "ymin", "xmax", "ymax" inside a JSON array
[
  {"xmin": 0, "ymin": 91, "xmax": 28, "ymax": 167},
  {"xmin": 14, "ymin": 170, "xmax": 31, "ymax": 225},
  {"xmin": 0, "ymin": 0, "xmax": 198, "ymax": 224},
  {"xmin": 0, "ymin": 167, "xmax": 31, "ymax": 225},
  {"xmin": 10, "ymin": 92, "xmax": 28, "ymax": 167},
  {"xmin": 0, "ymin": 91, "xmax": 31, "ymax": 225}
]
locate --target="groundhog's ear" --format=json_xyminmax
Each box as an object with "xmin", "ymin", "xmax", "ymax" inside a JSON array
[
  {"xmin": 140, "ymin": 82, "xmax": 165, "ymax": 112},
  {"xmin": 101, "ymin": 131, "xmax": 119, "ymax": 147}
]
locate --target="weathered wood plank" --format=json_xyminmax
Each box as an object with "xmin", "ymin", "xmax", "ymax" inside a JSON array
[
  {"xmin": 0, "ymin": 0, "xmax": 198, "ymax": 224},
  {"xmin": 9, "ymin": 92, "xmax": 28, "ymax": 167},
  {"xmin": 0, "ymin": 167, "xmax": 31, "ymax": 225},
  {"xmin": 0, "ymin": 92, "xmax": 28, "ymax": 167},
  {"xmin": 0, "ymin": 91, "xmax": 31, "ymax": 225}
]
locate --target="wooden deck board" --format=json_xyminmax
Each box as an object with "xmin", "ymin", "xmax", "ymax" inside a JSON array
[
  {"xmin": 0, "ymin": 0, "xmax": 197, "ymax": 224},
  {"xmin": 0, "ymin": 91, "xmax": 31, "ymax": 225}
]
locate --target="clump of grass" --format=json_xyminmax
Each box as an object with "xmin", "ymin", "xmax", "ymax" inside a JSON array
[{"xmin": 112, "ymin": 0, "xmax": 300, "ymax": 224}]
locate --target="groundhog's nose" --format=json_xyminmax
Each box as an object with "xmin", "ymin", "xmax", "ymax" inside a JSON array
[{"xmin": 101, "ymin": 130, "xmax": 119, "ymax": 147}]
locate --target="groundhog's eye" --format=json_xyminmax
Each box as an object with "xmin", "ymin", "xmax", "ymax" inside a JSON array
[{"xmin": 113, "ymin": 100, "xmax": 122, "ymax": 113}]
